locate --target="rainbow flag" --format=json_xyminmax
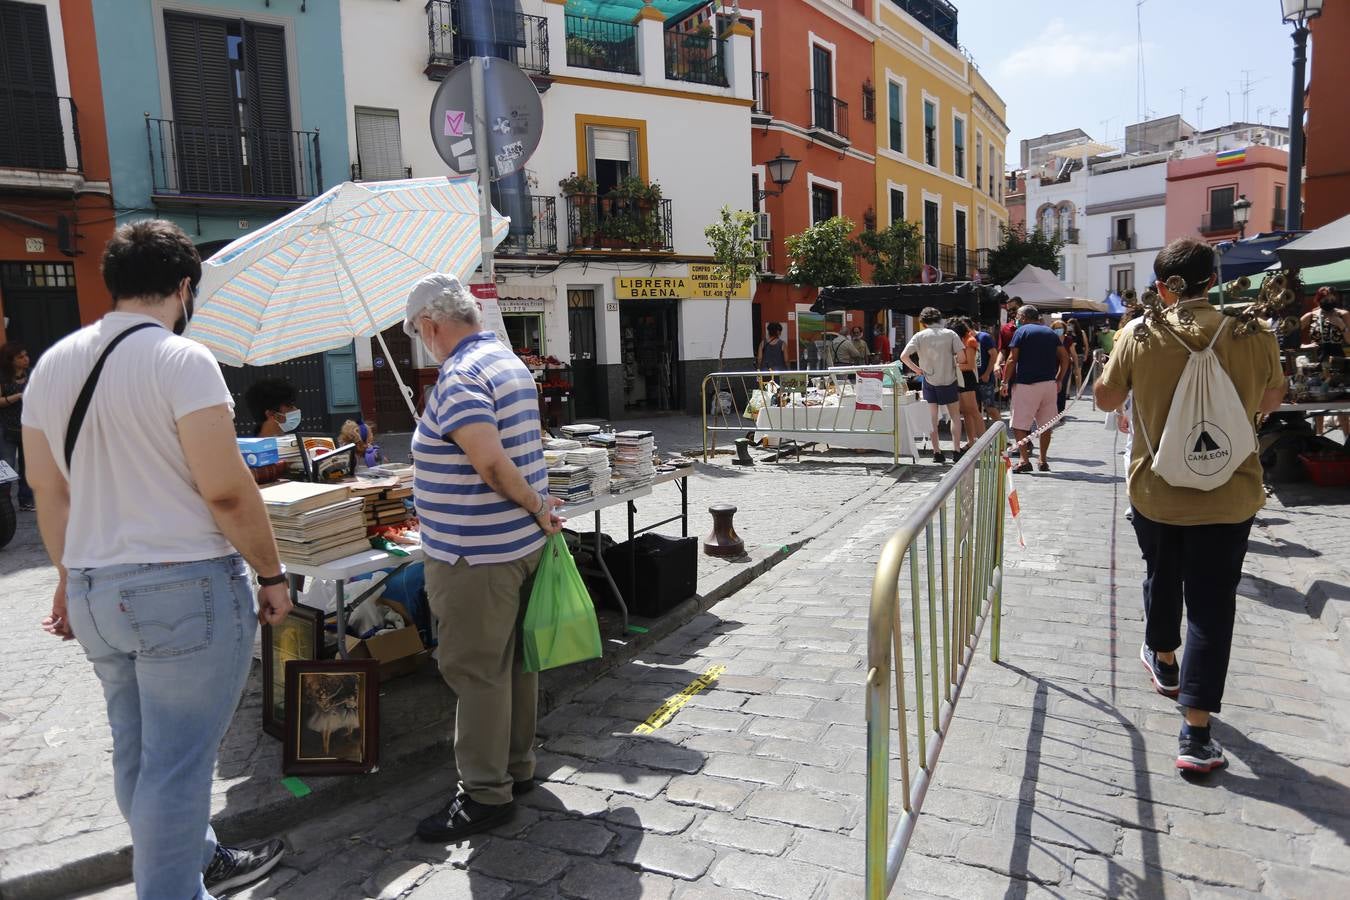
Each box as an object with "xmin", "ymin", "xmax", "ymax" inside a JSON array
[{"xmin": 1216, "ymin": 148, "xmax": 1247, "ymax": 167}]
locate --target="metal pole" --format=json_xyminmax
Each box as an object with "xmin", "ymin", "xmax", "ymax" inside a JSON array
[
  {"xmin": 471, "ymin": 57, "xmax": 495, "ymax": 282},
  {"xmin": 1286, "ymin": 25, "xmax": 1309, "ymax": 232}
]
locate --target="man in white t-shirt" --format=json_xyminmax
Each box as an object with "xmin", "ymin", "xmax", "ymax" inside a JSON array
[
  {"xmin": 22, "ymin": 220, "xmax": 292, "ymax": 899},
  {"xmin": 900, "ymin": 307, "xmax": 965, "ymax": 462}
]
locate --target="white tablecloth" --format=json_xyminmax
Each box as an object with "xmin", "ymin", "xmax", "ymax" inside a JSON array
[{"xmin": 754, "ymin": 392, "xmax": 929, "ymax": 458}]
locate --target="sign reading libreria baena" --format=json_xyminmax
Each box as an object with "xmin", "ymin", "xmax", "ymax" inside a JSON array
[{"xmin": 614, "ymin": 264, "xmax": 752, "ymax": 300}]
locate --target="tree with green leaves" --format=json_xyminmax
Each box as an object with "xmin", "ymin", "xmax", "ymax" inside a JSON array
[
  {"xmin": 985, "ymin": 223, "xmax": 1065, "ymax": 286},
  {"xmin": 854, "ymin": 219, "xmax": 922, "ymax": 285},
  {"xmin": 785, "ymin": 216, "xmax": 861, "ymax": 289},
  {"xmin": 704, "ymin": 205, "xmax": 763, "ymax": 370}
]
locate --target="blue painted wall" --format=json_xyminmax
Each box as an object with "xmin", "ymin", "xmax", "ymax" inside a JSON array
[{"xmin": 91, "ymin": 0, "xmax": 350, "ymax": 246}]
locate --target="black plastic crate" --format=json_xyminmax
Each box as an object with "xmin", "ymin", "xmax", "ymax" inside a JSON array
[{"xmin": 603, "ymin": 533, "xmax": 698, "ymax": 618}]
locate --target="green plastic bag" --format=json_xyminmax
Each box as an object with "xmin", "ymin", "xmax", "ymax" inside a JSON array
[{"xmin": 521, "ymin": 534, "xmax": 603, "ymax": 673}]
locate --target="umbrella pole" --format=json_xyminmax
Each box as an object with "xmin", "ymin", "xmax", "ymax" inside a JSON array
[{"xmin": 328, "ymin": 234, "xmax": 421, "ymax": 422}]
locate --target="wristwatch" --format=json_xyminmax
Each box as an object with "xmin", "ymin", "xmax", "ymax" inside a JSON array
[{"xmin": 256, "ymin": 567, "xmax": 287, "ymax": 587}]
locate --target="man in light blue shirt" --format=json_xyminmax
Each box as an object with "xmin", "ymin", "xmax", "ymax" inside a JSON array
[{"xmin": 406, "ymin": 274, "xmax": 563, "ymax": 843}]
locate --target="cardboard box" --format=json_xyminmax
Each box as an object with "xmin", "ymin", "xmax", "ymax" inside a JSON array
[{"xmin": 343, "ymin": 599, "xmax": 427, "ymax": 680}]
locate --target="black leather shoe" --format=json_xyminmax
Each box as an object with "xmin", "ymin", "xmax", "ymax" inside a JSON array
[
  {"xmin": 416, "ymin": 793, "xmax": 515, "ymax": 842},
  {"xmin": 512, "ymin": 778, "xmax": 537, "ymax": 797}
]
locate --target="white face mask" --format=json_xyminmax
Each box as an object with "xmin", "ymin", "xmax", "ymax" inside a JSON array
[{"xmin": 280, "ymin": 409, "xmax": 302, "ymax": 432}]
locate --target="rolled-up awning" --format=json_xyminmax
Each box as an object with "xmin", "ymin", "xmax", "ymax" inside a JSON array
[{"xmin": 812, "ymin": 281, "xmax": 1006, "ymax": 321}]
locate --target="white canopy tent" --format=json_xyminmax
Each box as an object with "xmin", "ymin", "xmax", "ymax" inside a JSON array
[{"xmin": 1001, "ymin": 265, "xmax": 1108, "ymax": 312}]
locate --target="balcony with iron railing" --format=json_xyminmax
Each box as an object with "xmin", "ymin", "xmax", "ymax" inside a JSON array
[
  {"xmin": 425, "ymin": 0, "xmax": 549, "ymax": 81},
  {"xmin": 1108, "ymin": 233, "xmax": 1137, "ymax": 253},
  {"xmin": 808, "ymin": 89, "xmax": 849, "ymax": 148},
  {"xmin": 1200, "ymin": 210, "xmax": 1236, "ymax": 235},
  {"xmin": 752, "ymin": 71, "xmax": 770, "ymax": 122},
  {"xmin": 889, "ymin": 0, "xmax": 959, "ymax": 49},
  {"xmin": 935, "ymin": 243, "xmax": 981, "ymax": 280},
  {"xmin": 0, "ymin": 91, "xmax": 83, "ymax": 187},
  {"xmin": 664, "ymin": 30, "xmax": 727, "ymax": 87},
  {"xmin": 565, "ymin": 194, "xmax": 673, "ymax": 253},
  {"xmin": 351, "ymin": 160, "xmax": 410, "ymax": 182},
  {"xmin": 1059, "ymin": 226, "xmax": 1080, "ymax": 245},
  {"xmin": 146, "ymin": 117, "xmax": 322, "ymax": 204},
  {"xmin": 564, "ymin": 13, "xmax": 638, "ymax": 74},
  {"xmin": 495, "ymin": 194, "xmax": 558, "ymax": 255}
]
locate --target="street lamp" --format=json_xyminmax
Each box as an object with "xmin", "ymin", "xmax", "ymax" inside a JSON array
[
  {"xmin": 1281, "ymin": 0, "xmax": 1323, "ymax": 231},
  {"xmin": 756, "ymin": 150, "xmax": 801, "ymax": 200},
  {"xmin": 1232, "ymin": 194, "xmax": 1252, "ymax": 239}
]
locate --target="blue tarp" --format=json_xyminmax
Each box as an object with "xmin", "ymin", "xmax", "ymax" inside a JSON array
[{"xmin": 1214, "ymin": 231, "xmax": 1307, "ymax": 280}]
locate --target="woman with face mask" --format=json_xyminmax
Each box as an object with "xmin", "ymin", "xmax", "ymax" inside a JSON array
[{"xmin": 244, "ymin": 378, "xmax": 302, "ymax": 437}]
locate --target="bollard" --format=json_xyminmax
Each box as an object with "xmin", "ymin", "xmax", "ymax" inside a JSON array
[
  {"xmin": 733, "ymin": 437, "xmax": 756, "ymax": 466},
  {"xmin": 703, "ymin": 503, "xmax": 744, "ymax": 557}
]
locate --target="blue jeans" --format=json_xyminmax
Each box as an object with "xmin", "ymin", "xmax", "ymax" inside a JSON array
[
  {"xmin": 67, "ymin": 555, "xmax": 256, "ymax": 900},
  {"xmin": 0, "ymin": 429, "xmax": 33, "ymax": 506}
]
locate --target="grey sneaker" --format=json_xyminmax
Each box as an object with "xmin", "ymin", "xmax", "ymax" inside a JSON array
[
  {"xmin": 204, "ymin": 839, "xmax": 285, "ymax": 894},
  {"xmin": 1177, "ymin": 734, "xmax": 1226, "ymax": 773},
  {"xmin": 1140, "ymin": 644, "xmax": 1180, "ymax": 698}
]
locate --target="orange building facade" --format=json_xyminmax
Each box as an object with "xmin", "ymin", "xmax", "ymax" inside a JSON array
[
  {"xmin": 0, "ymin": 0, "xmax": 117, "ymax": 358},
  {"xmin": 739, "ymin": 0, "xmax": 877, "ymax": 364},
  {"xmin": 1305, "ymin": 3, "xmax": 1350, "ymax": 229}
]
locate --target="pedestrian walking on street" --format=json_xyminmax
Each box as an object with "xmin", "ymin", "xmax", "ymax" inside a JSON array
[
  {"xmin": 20, "ymin": 220, "xmax": 291, "ymax": 898},
  {"xmin": 404, "ymin": 273, "xmax": 565, "ymax": 843},
  {"xmin": 1005, "ymin": 305, "xmax": 1069, "ymax": 473},
  {"xmin": 974, "ymin": 322, "xmax": 1000, "ymax": 426},
  {"xmin": 1096, "ymin": 237, "xmax": 1285, "ymax": 774},
  {"xmin": 0, "ymin": 341, "xmax": 35, "ymax": 510},
  {"xmin": 950, "ymin": 318, "xmax": 986, "ymax": 450},
  {"xmin": 900, "ymin": 307, "xmax": 965, "ymax": 463}
]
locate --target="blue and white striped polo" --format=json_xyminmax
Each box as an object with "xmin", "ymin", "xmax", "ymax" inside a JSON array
[{"xmin": 412, "ymin": 332, "xmax": 547, "ymax": 566}]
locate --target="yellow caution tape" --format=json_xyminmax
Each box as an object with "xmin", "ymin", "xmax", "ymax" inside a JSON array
[{"xmin": 632, "ymin": 664, "xmax": 727, "ymax": 735}]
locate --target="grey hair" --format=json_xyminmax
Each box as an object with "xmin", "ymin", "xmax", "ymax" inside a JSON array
[{"xmin": 423, "ymin": 281, "xmax": 482, "ymax": 328}]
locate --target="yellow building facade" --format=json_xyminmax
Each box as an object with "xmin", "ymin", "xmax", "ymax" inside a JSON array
[{"xmin": 871, "ymin": 2, "xmax": 1009, "ymax": 281}]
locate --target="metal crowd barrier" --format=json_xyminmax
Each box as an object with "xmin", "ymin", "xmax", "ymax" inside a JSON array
[
  {"xmin": 700, "ymin": 365, "xmax": 911, "ymax": 465},
  {"xmin": 864, "ymin": 423, "xmax": 1008, "ymax": 897}
]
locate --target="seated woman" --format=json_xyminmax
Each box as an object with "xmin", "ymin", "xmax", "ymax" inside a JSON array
[{"xmin": 245, "ymin": 378, "xmax": 301, "ymax": 437}]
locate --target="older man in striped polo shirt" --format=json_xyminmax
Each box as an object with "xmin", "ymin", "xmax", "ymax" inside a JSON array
[{"xmin": 403, "ymin": 274, "xmax": 563, "ymax": 843}]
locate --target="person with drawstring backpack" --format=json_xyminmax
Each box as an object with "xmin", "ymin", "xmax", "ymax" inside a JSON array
[{"xmin": 1095, "ymin": 237, "xmax": 1286, "ymax": 775}]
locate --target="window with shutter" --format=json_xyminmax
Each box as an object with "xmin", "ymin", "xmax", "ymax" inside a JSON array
[
  {"xmin": 586, "ymin": 126, "xmax": 637, "ymax": 196},
  {"xmin": 0, "ymin": 0, "xmax": 65, "ymax": 170},
  {"xmin": 355, "ymin": 107, "xmax": 405, "ymax": 182},
  {"xmin": 162, "ymin": 11, "xmax": 295, "ymax": 197}
]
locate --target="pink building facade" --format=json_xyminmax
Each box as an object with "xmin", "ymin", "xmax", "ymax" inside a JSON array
[{"xmin": 1165, "ymin": 145, "xmax": 1289, "ymax": 245}]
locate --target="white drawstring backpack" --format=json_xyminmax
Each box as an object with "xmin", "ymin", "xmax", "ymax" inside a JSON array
[{"xmin": 1134, "ymin": 317, "xmax": 1255, "ymax": 491}]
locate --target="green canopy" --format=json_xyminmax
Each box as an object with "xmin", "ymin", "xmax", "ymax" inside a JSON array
[
  {"xmin": 1209, "ymin": 258, "xmax": 1350, "ymax": 304},
  {"xmin": 565, "ymin": 0, "xmax": 718, "ymax": 24}
]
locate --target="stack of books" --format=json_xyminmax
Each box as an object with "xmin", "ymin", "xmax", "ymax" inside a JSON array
[
  {"xmin": 348, "ymin": 476, "xmax": 413, "ymax": 529},
  {"xmin": 547, "ymin": 464, "xmax": 594, "ymax": 503},
  {"xmin": 612, "ymin": 430, "xmax": 656, "ymax": 494},
  {"xmin": 370, "ymin": 463, "xmax": 414, "ymax": 490},
  {"xmin": 275, "ymin": 435, "xmax": 304, "ymax": 476},
  {"xmin": 261, "ymin": 482, "xmax": 370, "ymax": 565},
  {"xmin": 560, "ymin": 424, "xmax": 601, "ymax": 441},
  {"xmin": 588, "ymin": 430, "xmax": 617, "ymax": 467},
  {"xmin": 544, "ymin": 438, "xmax": 583, "ymax": 453},
  {"xmin": 566, "ymin": 446, "xmax": 611, "ymax": 497}
]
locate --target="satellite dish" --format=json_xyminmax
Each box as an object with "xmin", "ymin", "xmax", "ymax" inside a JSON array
[{"xmin": 429, "ymin": 57, "xmax": 544, "ymax": 182}]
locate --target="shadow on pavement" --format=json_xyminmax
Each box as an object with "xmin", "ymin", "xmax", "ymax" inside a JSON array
[
  {"xmin": 997, "ymin": 664, "xmax": 1161, "ymax": 900},
  {"xmin": 1244, "ymin": 537, "xmax": 1320, "ymax": 558},
  {"xmin": 1194, "ymin": 723, "xmax": 1350, "ymax": 844}
]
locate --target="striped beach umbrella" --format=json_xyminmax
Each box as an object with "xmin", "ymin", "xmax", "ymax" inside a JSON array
[{"xmin": 190, "ymin": 176, "xmax": 508, "ymax": 409}]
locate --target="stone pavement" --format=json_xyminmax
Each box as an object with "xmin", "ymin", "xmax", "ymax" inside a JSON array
[
  {"xmin": 0, "ymin": 417, "xmax": 908, "ymax": 898},
  {"xmin": 65, "ymin": 414, "xmax": 1350, "ymax": 898}
]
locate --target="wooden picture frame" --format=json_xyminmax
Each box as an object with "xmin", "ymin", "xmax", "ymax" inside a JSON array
[
  {"xmin": 261, "ymin": 602, "xmax": 325, "ymax": 739},
  {"xmin": 282, "ymin": 658, "xmax": 380, "ymax": 776}
]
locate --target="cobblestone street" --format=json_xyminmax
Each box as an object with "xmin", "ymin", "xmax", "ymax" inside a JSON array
[{"xmin": 7, "ymin": 415, "xmax": 1350, "ymax": 898}]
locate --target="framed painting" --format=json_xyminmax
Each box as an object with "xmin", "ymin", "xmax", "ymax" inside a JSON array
[
  {"xmin": 261, "ymin": 603, "xmax": 325, "ymax": 739},
  {"xmin": 282, "ymin": 658, "xmax": 380, "ymax": 776}
]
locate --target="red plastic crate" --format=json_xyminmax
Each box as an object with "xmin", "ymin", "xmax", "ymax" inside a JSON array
[{"xmin": 1299, "ymin": 452, "xmax": 1350, "ymax": 487}]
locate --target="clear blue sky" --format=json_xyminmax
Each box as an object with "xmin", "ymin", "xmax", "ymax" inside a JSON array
[{"xmin": 953, "ymin": 0, "xmax": 1304, "ymax": 167}]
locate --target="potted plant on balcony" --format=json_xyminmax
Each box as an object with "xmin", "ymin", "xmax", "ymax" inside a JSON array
[
  {"xmin": 684, "ymin": 21, "xmax": 713, "ymax": 49},
  {"xmin": 559, "ymin": 172, "xmax": 598, "ymax": 247},
  {"xmin": 566, "ymin": 33, "xmax": 599, "ymax": 64}
]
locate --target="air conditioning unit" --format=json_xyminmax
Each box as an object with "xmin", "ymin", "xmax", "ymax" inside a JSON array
[{"xmin": 754, "ymin": 212, "xmax": 772, "ymax": 242}]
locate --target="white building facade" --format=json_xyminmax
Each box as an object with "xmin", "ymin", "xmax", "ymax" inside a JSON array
[
  {"xmin": 339, "ymin": 0, "xmax": 755, "ymax": 425},
  {"xmin": 1083, "ymin": 152, "xmax": 1170, "ymax": 302},
  {"xmin": 1024, "ymin": 166, "xmax": 1088, "ymax": 298}
]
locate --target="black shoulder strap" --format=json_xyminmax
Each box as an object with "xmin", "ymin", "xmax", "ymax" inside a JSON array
[{"xmin": 64, "ymin": 323, "xmax": 162, "ymax": 469}]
